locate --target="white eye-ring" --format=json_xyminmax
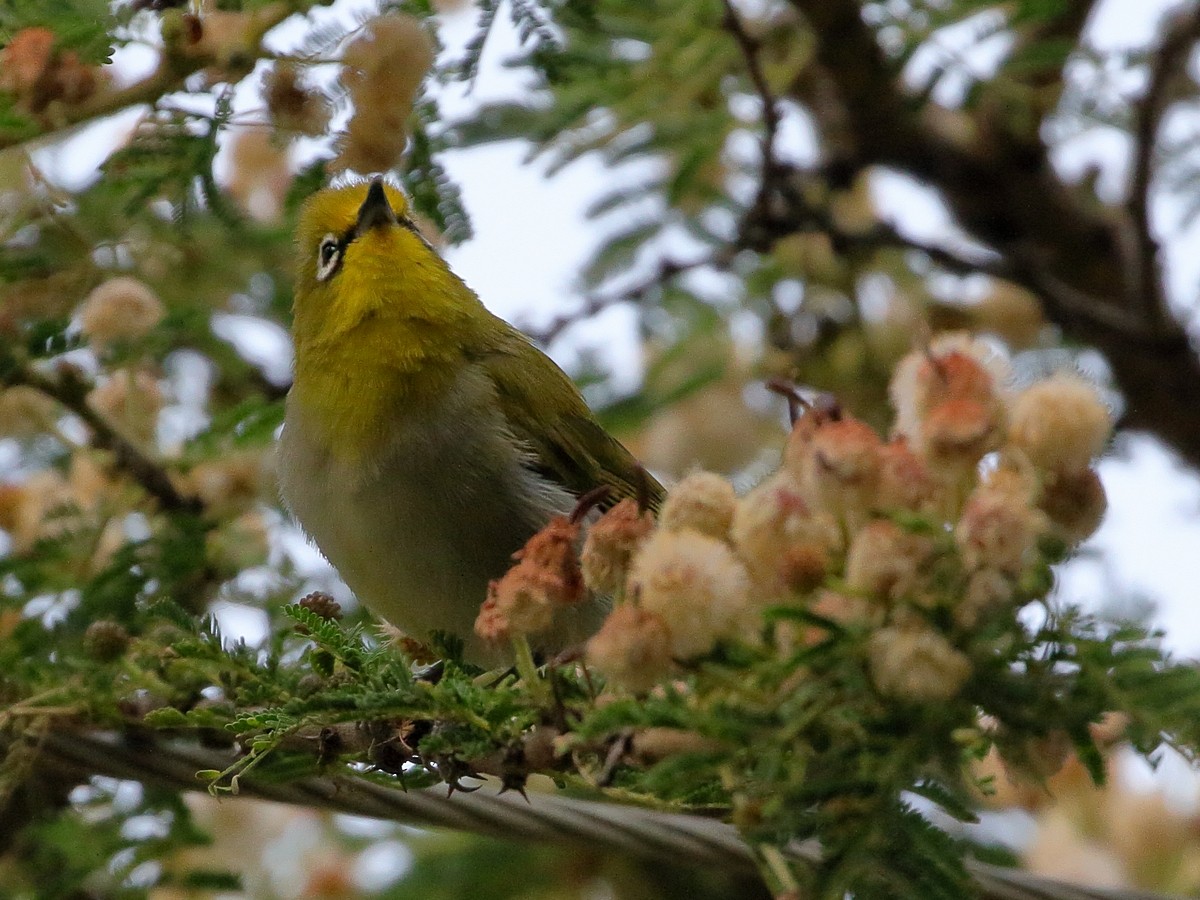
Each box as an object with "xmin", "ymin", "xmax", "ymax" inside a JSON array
[{"xmin": 315, "ymin": 233, "xmax": 341, "ymax": 281}]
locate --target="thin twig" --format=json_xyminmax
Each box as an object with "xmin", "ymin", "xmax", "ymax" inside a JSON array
[
  {"xmin": 721, "ymin": 0, "xmax": 810, "ymax": 251},
  {"xmin": 1128, "ymin": 6, "xmax": 1200, "ymax": 322},
  {"xmin": 3, "ymin": 364, "xmax": 199, "ymax": 513},
  {"xmin": 721, "ymin": 0, "xmax": 782, "ymax": 176},
  {"xmin": 523, "ymin": 254, "xmax": 721, "ymax": 346}
]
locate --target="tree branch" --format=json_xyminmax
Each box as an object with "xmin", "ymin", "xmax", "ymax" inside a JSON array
[
  {"xmin": 2, "ymin": 363, "xmax": 199, "ymax": 513},
  {"xmin": 785, "ymin": 0, "xmax": 1200, "ymax": 470},
  {"xmin": 721, "ymin": 0, "xmax": 783, "ymax": 179},
  {"xmin": 0, "ymin": 3, "xmax": 294, "ymax": 151},
  {"xmin": 27, "ymin": 728, "xmax": 1182, "ymax": 900},
  {"xmin": 1128, "ymin": 6, "xmax": 1200, "ymax": 322},
  {"xmin": 523, "ymin": 254, "xmax": 724, "ymax": 346}
]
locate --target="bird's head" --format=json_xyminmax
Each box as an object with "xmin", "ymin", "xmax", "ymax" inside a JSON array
[{"xmin": 292, "ymin": 177, "xmax": 456, "ymax": 349}]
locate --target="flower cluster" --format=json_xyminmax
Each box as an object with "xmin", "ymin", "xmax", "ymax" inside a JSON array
[
  {"xmin": 333, "ymin": 15, "xmax": 435, "ymax": 175},
  {"xmin": 485, "ymin": 334, "xmax": 1114, "ymax": 704},
  {"xmin": 77, "ymin": 277, "xmax": 165, "ymax": 351},
  {"xmin": 0, "ymin": 27, "xmax": 99, "ymax": 114},
  {"xmin": 474, "ymin": 515, "xmax": 585, "ymax": 644}
]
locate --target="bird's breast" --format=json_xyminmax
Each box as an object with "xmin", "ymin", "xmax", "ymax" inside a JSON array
[{"xmin": 278, "ymin": 365, "xmax": 582, "ymax": 654}]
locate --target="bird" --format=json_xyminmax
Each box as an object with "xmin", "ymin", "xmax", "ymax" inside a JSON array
[{"xmin": 278, "ymin": 177, "xmax": 663, "ymax": 660}]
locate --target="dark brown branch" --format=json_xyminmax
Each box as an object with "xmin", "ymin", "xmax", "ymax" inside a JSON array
[
  {"xmin": 1128, "ymin": 7, "xmax": 1200, "ymax": 322},
  {"xmin": 785, "ymin": 0, "xmax": 1200, "ymax": 470},
  {"xmin": 3, "ymin": 364, "xmax": 199, "ymax": 513},
  {"xmin": 839, "ymin": 224, "xmax": 1178, "ymax": 344}
]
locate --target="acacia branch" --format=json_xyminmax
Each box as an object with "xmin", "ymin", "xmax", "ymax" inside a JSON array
[
  {"xmin": 2, "ymin": 363, "xmax": 198, "ymax": 513},
  {"xmin": 0, "ymin": 64, "xmax": 187, "ymax": 150},
  {"xmin": 524, "ymin": 254, "xmax": 724, "ymax": 346},
  {"xmin": 843, "ymin": 224, "xmax": 1179, "ymax": 343},
  {"xmin": 721, "ymin": 0, "xmax": 783, "ymax": 178},
  {"xmin": 0, "ymin": 2, "xmax": 294, "ymax": 151},
  {"xmin": 1128, "ymin": 6, "xmax": 1200, "ymax": 322},
  {"xmin": 785, "ymin": 0, "xmax": 1200, "ymax": 469},
  {"xmin": 24, "ymin": 728, "xmax": 1182, "ymax": 900}
]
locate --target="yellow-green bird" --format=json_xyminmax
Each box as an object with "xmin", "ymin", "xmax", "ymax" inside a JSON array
[{"xmin": 279, "ymin": 178, "xmax": 663, "ymax": 659}]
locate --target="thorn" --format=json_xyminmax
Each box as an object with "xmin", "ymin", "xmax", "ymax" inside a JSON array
[
  {"xmin": 445, "ymin": 778, "xmax": 481, "ymax": 797},
  {"xmin": 498, "ymin": 775, "xmax": 530, "ymax": 802},
  {"xmin": 571, "ymin": 485, "xmax": 611, "ymax": 523},
  {"xmin": 549, "ymin": 643, "xmax": 585, "ymax": 668},
  {"xmin": 412, "ymin": 660, "xmax": 445, "ymax": 684},
  {"xmin": 766, "ymin": 377, "xmax": 811, "ymax": 425}
]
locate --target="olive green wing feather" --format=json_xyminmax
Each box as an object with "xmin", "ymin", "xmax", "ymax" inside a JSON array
[{"xmin": 470, "ymin": 324, "xmax": 665, "ymax": 512}]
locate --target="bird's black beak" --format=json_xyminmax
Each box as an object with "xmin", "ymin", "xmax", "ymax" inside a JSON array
[{"xmin": 354, "ymin": 177, "xmax": 398, "ymax": 235}]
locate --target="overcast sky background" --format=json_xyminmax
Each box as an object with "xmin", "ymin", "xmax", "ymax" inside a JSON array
[
  {"xmin": 25, "ymin": 0, "xmax": 1200, "ymax": 663},
  {"xmin": 4, "ymin": 1, "xmax": 1198, "ymax": 876},
  {"xmin": 424, "ymin": 0, "xmax": 1200, "ymax": 657}
]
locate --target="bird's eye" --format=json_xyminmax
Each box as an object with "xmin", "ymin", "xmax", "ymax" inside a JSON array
[{"xmin": 315, "ymin": 234, "xmax": 341, "ymax": 282}]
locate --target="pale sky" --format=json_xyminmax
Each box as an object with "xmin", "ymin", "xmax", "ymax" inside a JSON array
[{"xmin": 20, "ymin": 0, "xmax": 1200, "ymax": 657}]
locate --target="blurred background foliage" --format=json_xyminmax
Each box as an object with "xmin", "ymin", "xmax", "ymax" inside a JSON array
[{"xmin": 3, "ymin": 0, "xmax": 1200, "ymax": 896}]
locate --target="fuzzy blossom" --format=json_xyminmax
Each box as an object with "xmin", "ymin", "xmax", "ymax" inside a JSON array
[
  {"xmin": 730, "ymin": 472, "xmax": 842, "ymax": 595},
  {"xmin": 77, "ymin": 277, "xmax": 165, "ymax": 349},
  {"xmin": 628, "ymin": 529, "xmax": 752, "ymax": 658},
  {"xmin": 224, "ymin": 128, "xmax": 291, "ymax": 223},
  {"xmin": 262, "ymin": 62, "xmax": 330, "ymax": 137},
  {"xmin": 630, "ymin": 727, "xmax": 722, "ymax": 763},
  {"xmin": 867, "ymin": 625, "xmax": 972, "ymax": 702},
  {"xmin": 184, "ymin": 451, "xmax": 264, "ymax": 518},
  {"xmin": 580, "ymin": 498, "xmax": 655, "ymax": 596},
  {"xmin": 475, "ymin": 568, "xmax": 554, "ymax": 642},
  {"xmin": 973, "ymin": 280, "xmax": 1044, "ymax": 350},
  {"xmin": 0, "ymin": 28, "xmax": 55, "ymax": 100},
  {"xmin": 88, "ymin": 368, "xmax": 164, "ymax": 447},
  {"xmin": 334, "ymin": 15, "xmax": 434, "ymax": 174},
  {"xmin": 474, "ymin": 516, "xmax": 583, "ymax": 643},
  {"xmin": 513, "ymin": 515, "xmax": 584, "ymax": 605},
  {"xmin": 954, "ymin": 568, "xmax": 1015, "ymax": 630},
  {"xmin": 889, "ymin": 334, "xmax": 1009, "ymax": 472},
  {"xmin": 845, "ymin": 519, "xmax": 935, "ymax": 606},
  {"xmin": 874, "ymin": 437, "xmax": 936, "ymax": 514},
  {"xmin": 0, "ymin": 385, "xmax": 57, "ymax": 438},
  {"xmin": 586, "ymin": 604, "xmax": 674, "ymax": 693},
  {"xmin": 1008, "ymin": 372, "xmax": 1112, "ymax": 476},
  {"xmin": 918, "ymin": 395, "xmax": 1002, "ymax": 477},
  {"xmin": 659, "ymin": 470, "xmax": 737, "ymax": 539},
  {"xmin": 784, "ymin": 588, "xmax": 875, "ymax": 649},
  {"xmin": 1039, "ymin": 467, "xmax": 1107, "ymax": 544},
  {"xmin": 779, "ymin": 402, "xmax": 824, "ymax": 473},
  {"xmin": 0, "ymin": 469, "xmax": 75, "ymax": 554},
  {"xmin": 83, "ymin": 620, "xmax": 131, "ymax": 662},
  {"xmin": 795, "ymin": 414, "xmax": 883, "ymax": 530},
  {"xmin": 956, "ymin": 475, "xmax": 1047, "ymax": 576},
  {"xmin": 0, "ymin": 27, "xmax": 97, "ymax": 113},
  {"xmin": 165, "ymin": 5, "xmax": 291, "ymax": 71}
]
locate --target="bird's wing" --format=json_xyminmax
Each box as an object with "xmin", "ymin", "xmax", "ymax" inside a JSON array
[{"xmin": 470, "ymin": 324, "xmax": 665, "ymax": 513}]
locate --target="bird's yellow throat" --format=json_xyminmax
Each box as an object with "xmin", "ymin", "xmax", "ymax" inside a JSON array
[{"xmin": 290, "ymin": 222, "xmax": 478, "ymax": 463}]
